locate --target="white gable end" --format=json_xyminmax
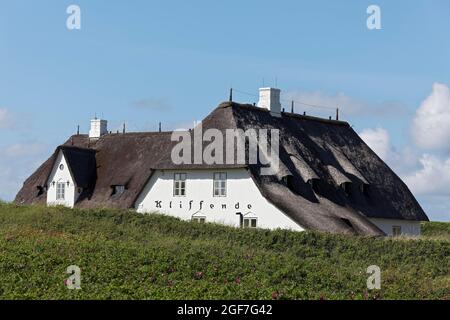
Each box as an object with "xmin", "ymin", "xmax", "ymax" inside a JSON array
[
  {"xmin": 135, "ymin": 168, "xmax": 304, "ymax": 232},
  {"xmin": 46, "ymin": 150, "xmax": 79, "ymax": 208}
]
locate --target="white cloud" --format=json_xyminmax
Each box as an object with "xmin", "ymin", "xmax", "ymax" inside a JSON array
[
  {"xmin": 403, "ymin": 154, "xmax": 450, "ymax": 196},
  {"xmin": 359, "ymin": 127, "xmax": 391, "ymax": 161},
  {"xmin": 411, "ymin": 82, "xmax": 450, "ymax": 150},
  {"xmin": 0, "ymin": 108, "xmax": 12, "ymax": 129},
  {"xmin": 358, "ymin": 83, "xmax": 450, "ymax": 221}
]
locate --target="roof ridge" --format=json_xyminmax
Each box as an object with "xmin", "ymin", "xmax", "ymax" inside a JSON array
[{"xmin": 218, "ymin": 101, "xmax": 350, "ymax": 127}]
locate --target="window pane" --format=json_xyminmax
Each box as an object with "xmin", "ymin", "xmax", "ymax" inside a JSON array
[
  {"xmin": 251, "ymin": 219, "xmax": 257, "ymax": 228},
  {"xmin": 244, "ymin": 219, "xmax": 249, "ymax": 227}
]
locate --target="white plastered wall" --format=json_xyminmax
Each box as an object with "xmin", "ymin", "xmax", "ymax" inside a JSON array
[
  {"xmin": 369, "ymin": 218, "xmax": 421, "ymax": 236},
  {"xmin": 46, "ymin": 151, "xmax": 80, "ymax": 208},
  {"xmin": 135, "ymin": 168, "xmax": 304, "ymax": 231}
]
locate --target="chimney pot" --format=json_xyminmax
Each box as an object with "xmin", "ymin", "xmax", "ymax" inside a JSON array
[
  {"xmin": 258, "ymin": 87, "xmax": 282, "ymax": 117},
  {"xmin": 89, "ymin": 118, "xmax": 108, "ymax": 138}
]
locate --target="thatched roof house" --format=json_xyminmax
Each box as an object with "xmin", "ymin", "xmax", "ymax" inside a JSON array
[{"xmin": 15, "ymin": 88, "xmax": 428, "ymax": 236}]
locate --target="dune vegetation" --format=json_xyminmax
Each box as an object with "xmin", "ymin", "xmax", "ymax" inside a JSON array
[{"xmin": 0, "ymin": 202, "xmax": 448, "ymax": 300}]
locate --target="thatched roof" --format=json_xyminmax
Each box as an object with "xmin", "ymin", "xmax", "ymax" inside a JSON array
[{"xmin": 15, "ymin": 101, "xmax": 429, "ymax": 235}]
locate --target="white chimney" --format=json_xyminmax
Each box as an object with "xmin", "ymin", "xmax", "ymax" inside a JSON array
[
  {"xmin": 89, "ymin": 118, "xmax": 108, "ymax": 138},
  {"xmin": 258, "ymin": 87, "xmax": 282, "ymax": 117}
]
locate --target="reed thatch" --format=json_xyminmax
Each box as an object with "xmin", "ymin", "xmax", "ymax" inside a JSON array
[{"xmin": 15, "ymin": 102, "xmax": 428, "ymax": 235}]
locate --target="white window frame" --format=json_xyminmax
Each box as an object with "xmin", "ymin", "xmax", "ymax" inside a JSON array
[
  {"xmin": 243, "ymin": 217, "xmax": 258, "ymax": 229},
  {"xmin": 56, "ymin": 182, "xmax": 66, "ymax": 200},
  {"xmin": 213, "ymin": 172, "xmax": 227, "ymax": 197},
  {"xmin": 192, "ymin": 216, "xmax": 206, "ymax": 224},
  {"xmin": 112, "ymin": 185, "xmax": 125, "ymax": 196},
  {"xmin": 392, "ymin": 226, "xmax": 402, "ymax": 237},
  {"xmin": 173, "ymin": 173, "xmax": 187, "ymax": 197}
]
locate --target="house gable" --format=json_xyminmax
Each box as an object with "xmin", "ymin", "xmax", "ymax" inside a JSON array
[{"xmin": 46, "ymin": 150, "xmax": 78, "ymax": 208}]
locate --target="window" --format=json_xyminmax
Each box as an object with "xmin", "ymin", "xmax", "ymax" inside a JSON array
[
  {"xmin": 174, "ymin": 173, "xmax": 187, "ymax": 196},
  {"xmin": 361, "ymin": 184, "xmax": 370, "ymax": 197},
  {"xmin": 282, "ymin": 175, "xmax": 296, "ymax": 193},
  {"xmin": 392, "ymin": 226, "xmax": 402, "ymax": 237},
  {"xmin": 342, "ymin": 182, "xmax": 352, "ymax": 196},
  {"xmin": 192, "ymin": 216, "xmax": 206, "ymax": 224},
  {"xmin": 56, "ymin": 182, "xmax": 65, "ymax": 200},
  {"xmin": 309, "ymin": 179, "xmax": 320, "ymax": 193},
  {"xmin": 243, "ymin": 217, "xmax": 257, "ymax": 229},
  {"xmin": 341, "ymin": 218, "xmax": 353, "ymax": 229},
  {"xmin": 213, "ymin": 172, "xmax": 227, "ymax": 197},
  {"xmin": 59, "ymin": 164, "xmax": 64, "ymax": 171},
  {"xmin": 37, "ymin": 186, "xmax": 45, "ymax": 196},
  {"xmin": 112, "ymin": 185, "xmax": 125, "ymax": 196}
]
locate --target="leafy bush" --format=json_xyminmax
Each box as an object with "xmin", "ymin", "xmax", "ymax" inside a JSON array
[{"xmin": 0, "ymin": 203, "xmax": 448, "ymax": 300}]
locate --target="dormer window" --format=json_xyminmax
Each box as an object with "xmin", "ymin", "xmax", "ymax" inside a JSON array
[
  {"xmin": 308, "ymin": 178, "xmax": 320, "ymax": 193},
  {"xmin": 282, "ymin": 175, "xmax": 296, "ymax": 193},
  {"xmin": 243, "ymin": 217, "xmax": 258, "ymax": 228},
  {"xmin": 342, "ymin": 182, "xmax": 352, "ymax": 196},
  {"xmin": 37, "ymin": 186, "xmax": 45, "ymax": 196},
  {"xmin": 361, "ymin": 184, "xmax": 370, "ymax": 197},
  {"xmin": 192, "ymin": 216, "xmax": 206, "ymax": 223},
  {"xmin": 242, "ymin": 213, "xmax": 258, "ymax": 229},
  {"xmin": 112, "ymin": 185, "xmax": 125, "ymax": 196}
]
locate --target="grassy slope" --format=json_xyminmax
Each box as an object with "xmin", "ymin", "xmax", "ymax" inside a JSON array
[{"xmin": 0, "ymin": 202, "xmax": 448, "ymax": 300}]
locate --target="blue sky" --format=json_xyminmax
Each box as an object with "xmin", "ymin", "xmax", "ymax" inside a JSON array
[{"xmin": 1, "ymin": 1, "xmax": 450, "ymax": 221}]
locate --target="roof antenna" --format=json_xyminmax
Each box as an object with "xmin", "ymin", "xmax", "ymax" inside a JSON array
[
  {"xmin": 159, "ymin": 122, "xmax": 162, "ymax": 132},
  {"xmin": 77, "ymin": 125, "xmax": 80, "ymax": 135},
  {"xmin": 123, "ymin": 123, "xmax": 126, "ymax": 134},
  {"xmin": 229, "ymin": 88, "xmax": 233, "ymax": 102},
  {"xmin": 291, "ymin": 101, "xmax": 294, "ymax": 113},
  {"xmin": 336, "ymin": 108, "xmax": 339, "ymax": 121}
]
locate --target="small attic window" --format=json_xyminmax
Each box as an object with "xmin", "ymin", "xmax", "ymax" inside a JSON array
[
  {"xmin": 37, "ymin": 186, "xmax": 45, "ymax": 196},
  {"xmin": 361, "ymin": 184, "xmax": 370, "ymax": 197},
  {"xmin": 112, "ymin": 185, "xmax": 126, "ymax": 196},
  {"xmin": 282, "ymin": 175, "xmax": 296, "ymax": 193},
  {"xmin": 308, "ymin": 178, "xmax": 320, "ymax": 193},
  {"xmin": 341, "ymin": 218, "xmax": 353, "ymax": 229},
  {"xmin": 342, "ymin": 182, "xmax": 352, "ymax": 196}
]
